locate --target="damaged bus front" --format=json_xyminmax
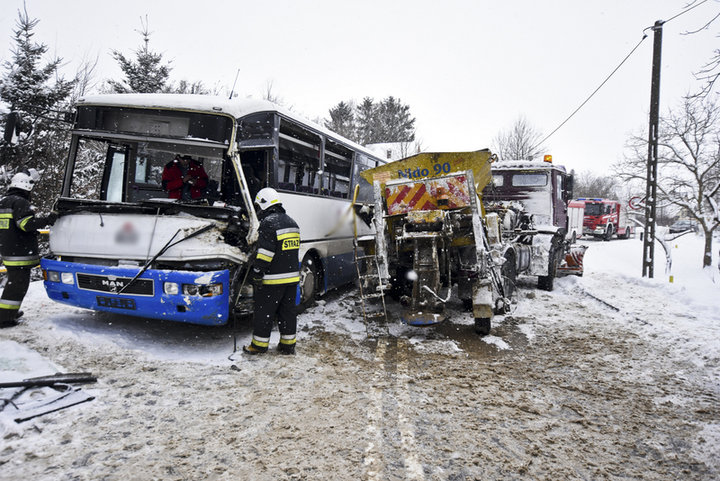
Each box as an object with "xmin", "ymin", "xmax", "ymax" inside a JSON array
[{"xmin": 42, "ymin": 95, "xmax": 261, "ymax": 325}]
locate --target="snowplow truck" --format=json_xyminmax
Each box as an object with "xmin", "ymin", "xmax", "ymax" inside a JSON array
[{"xmin": 356, "ymin": 150, "xmax": 583, "ymax": 336}]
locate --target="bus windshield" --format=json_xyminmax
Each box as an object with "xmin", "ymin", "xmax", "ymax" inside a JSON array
[{"xmin": 69, "ymin": 137, "xmax": 230, "ymax": 205}]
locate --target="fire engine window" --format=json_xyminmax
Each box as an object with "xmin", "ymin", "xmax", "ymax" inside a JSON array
[
  {"xmin": 584, "ymin": 203, "xmax": 602, "ymax": 215},
  {"xmin": 492, "ymin": 174, "xmax": 504, "ymax": 187},
  {"xmin": 512, "ymin": 173, "xmax": 547, "ymax": 187}
]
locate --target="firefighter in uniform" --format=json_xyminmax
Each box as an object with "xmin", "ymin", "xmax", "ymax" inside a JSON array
[
  {"xmin": 243, "ymin": 188, "xmax": 300, "ymax": 355},
  {"xmin": 0, "ymin": 169, "xmax": 56, "ymax": 327}
]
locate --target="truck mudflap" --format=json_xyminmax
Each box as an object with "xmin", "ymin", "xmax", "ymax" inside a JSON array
[
  {"xmin": 40, "ymin": 258, "xmax": 230, "ymax": 325},
  {"xmin": 557, "ymin": 244, "xmax": 587, "ymax": 276}
]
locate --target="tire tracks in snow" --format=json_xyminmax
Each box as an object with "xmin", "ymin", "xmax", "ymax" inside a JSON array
[{"xmin": 363, "ymin": 336, "xmax": 424, "ymax": 480}]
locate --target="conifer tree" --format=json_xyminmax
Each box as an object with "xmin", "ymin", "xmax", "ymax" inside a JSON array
[
  {"xmin": 325, "ymin": 101, "xmax": 355, "ymax": 140},
  {"xmin": 0, "ymin": 5, "xmax": 74, "ymax": 210},
  {"xmin": 325, "ymin": 96, "xmax": 415, "ymax": 145},
  {"xmin": 376, "ymin": 96, "xmax": 415, "ymax": 143},
  {"xmin": 355, "ymin": 97, "xmax": 377, "ymax": 145},
  {"xmin": 107, "ymin": 17, "xmax": 171, "ymax": 94}
]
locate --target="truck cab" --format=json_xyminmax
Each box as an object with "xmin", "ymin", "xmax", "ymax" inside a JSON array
[{"xmin": 482, "ymin": 157, "xmax": 574, "ymax": 232}]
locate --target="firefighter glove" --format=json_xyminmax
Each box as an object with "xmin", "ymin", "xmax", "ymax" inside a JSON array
[
  {"xmin": 45, "ymin": 211, "xmax": 58, "ymax": 226},
  {"xmin": 250, "ymin": 268, "xmax": 264, "ymax": 287}
]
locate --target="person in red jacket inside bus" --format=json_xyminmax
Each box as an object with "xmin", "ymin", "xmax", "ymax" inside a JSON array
[{"xmin": 161, "ymin": 154, "xmax": 209, "ymax": 200}]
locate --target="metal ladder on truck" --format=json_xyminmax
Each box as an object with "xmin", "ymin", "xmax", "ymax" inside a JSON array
[
  {"xmin": 350, "ymin": 184, "xmax": 388, "ymax": 325},
  {"xmin": 353, "ymin": 242, "xmax": 388, "ymax": 323}
]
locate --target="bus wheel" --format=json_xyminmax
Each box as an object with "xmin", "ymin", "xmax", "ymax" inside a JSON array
[{"xmin": 298, "ymin": 254, "xmax": 319, "ymax": 312}]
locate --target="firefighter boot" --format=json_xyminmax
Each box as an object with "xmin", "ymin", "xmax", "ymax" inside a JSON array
[
  {"xmin": 242, "ymin": 339, "xmax": 268, "ymax": 355},
  {"xmin": 0, "ymin": 311, "xmax": 19, "ymax": 328},
  {"xmin": 277, "ymin": 336, "xmax": 296, "ymax": 355}
]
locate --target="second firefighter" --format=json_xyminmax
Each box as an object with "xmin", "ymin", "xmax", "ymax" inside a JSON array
[{"xmin": 244, "ymin": 188, "xmax": 300, "ymax": 355}]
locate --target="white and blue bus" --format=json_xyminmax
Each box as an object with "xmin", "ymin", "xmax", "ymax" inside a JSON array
[{"xmin": 41, "ymin": 94, "xmax": 384, "ymax": 325}]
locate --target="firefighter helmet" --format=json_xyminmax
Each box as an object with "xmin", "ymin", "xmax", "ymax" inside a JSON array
[
  {"xmin": 254, "ymin": 187, "xmax": 281, "ymax": 211},
  {"xmin": 9, "ymin": 168, "xmax": 40, "ymax": 192}
]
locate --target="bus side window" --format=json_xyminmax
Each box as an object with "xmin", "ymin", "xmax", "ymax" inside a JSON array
[
  {"xmin": 278, "ymin": 119, "xmax": 321, "ymax": 194},
  {"xmin": 323, "ymin": 139, "xmax": 352, "ymax": 198}
]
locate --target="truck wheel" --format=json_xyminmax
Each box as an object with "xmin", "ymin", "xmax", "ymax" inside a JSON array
[
  {"xmin": 298, "ymin": 254, "xmax": 319, "ymax": 312},
  {"xmin": 501, "ymin": 251, "xmax": 517, "ymax": 300},
  {"xmin": 604, "ymin": 224, "xmax": 614, "ymax": 241},
  {"xmin": 537, "ymin": 244, "xmax": 558, "ymax": 291},
  {"xmin": 474, "ymin": 317, "xmax": 491, "ymax": 336}
]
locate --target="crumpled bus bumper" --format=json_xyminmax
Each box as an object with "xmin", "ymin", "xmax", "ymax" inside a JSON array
[{"xmin": 40, "ymin": 258, "xmax": 230, "ymax": 326}]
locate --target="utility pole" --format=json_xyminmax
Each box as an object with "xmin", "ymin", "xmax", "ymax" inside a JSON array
[{"xmin": 642, "ymin": 20, "xmax": 664, "ymax": 278}]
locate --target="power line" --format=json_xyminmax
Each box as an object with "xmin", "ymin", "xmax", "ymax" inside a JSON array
[
  {"xmin": 531, "ymin": 0, "xmax": 713, "ymax": 152},
  {"xmin": 664, "ymin": 0, "xmax": 710, "ymax": 24},
  {"xmin": 530, "ymin": 34, "xmax": 648, "ymax": 151}
]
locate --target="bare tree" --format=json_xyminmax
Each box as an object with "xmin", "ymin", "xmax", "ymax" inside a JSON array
[
  {"xmin": 573, "ymin": 171, "xmax": 621, "ymax": 199},
  {"xmin": 70, "ymin": 52, "xmax": 99, "ymax": 103},
  {"xmin": 617, "ymin": 95, "xmax": 720, "ymax": 267},
  {"xmin": 685, "ymin": 3, "xmax": 720, "ymax": 97},
  {"xmin": 263, "ymin": 80, "xmax": 281, "ymax": 104},
  {"xmin": 492, "ymin": 116, "xmax": 546, "ymax": 160}
]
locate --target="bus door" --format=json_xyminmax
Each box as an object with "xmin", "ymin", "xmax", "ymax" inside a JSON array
[
  {"xmin": 239, "ymin": 149, "xmax": 269, "ymax": 200},
  {"xmin": 100, "ymin": 144, "xmax": 129, "ymax": 202}
]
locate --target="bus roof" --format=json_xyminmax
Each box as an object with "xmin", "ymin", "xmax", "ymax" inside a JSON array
[{"xmin": 78, "ymin": 93, "xmax": 382, "ymax": 160}]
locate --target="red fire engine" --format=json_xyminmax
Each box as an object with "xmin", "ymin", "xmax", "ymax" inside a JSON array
[{"xmin": 576, "ymin": 198, "xmax": 634, "ymax": 241}]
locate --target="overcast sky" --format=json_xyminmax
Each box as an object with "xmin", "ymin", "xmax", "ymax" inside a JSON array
[{"xmin": 1, "ymin": 0, "xmax": 718, "ymax": 178}]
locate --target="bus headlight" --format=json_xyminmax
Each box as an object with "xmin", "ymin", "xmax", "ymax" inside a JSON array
[
  {"xmin": 164, "ymin": 282, "xmax": 180, "ymax": 295},
  {"xmin": 61, "ymin": 272, "xmax": 75, "ymax": 285},
  {"xmin": 182, "ymin": 283, "xmax": 223, "ymax": 297},
  {"xmin": 45, "ymin": 270, "xmax": 60, "ymax": 282}
]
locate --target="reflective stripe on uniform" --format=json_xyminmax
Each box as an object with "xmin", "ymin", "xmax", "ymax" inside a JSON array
[
  {"xmin": 0, "ymin": 299, "xmax": 21, "ymax": 310},
  {"xmin": 256, "ymin": 247, "xmax": 274, "ymax": 262},
  {"xmin": 262, "ymin": 271, "xmax": 300, "ymax": 285},
  {"xmin": 276, "ymin": 227, "xmax": 299, "ymax": 238},
  {"xmin": 17, "ymin": 215, "xmax": 34, "ymax": 232},
  {"xmin": 279, "ymin": 335, "xmax": 296, "ymax": 345},
  {"xmin": 2, "ymin": 255, "xmax": 40, "ymax": 267},
  {"xmin": 251, "ymin": 335, "xmax": 270, "ymax": 347},
  {"xmin": 277, "ymin": 233, "xmax": 300, "ymax": 241},
  {"xmin": 262, "ymin": 276, "xmax": 300, "ymax": 285}
]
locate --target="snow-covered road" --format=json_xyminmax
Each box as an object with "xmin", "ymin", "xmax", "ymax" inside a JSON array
[{"xmin": 1, "ymin": 234, "xmax": 718, "ymax": 480}]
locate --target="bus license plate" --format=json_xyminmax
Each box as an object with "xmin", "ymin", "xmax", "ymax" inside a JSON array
[{"xmin": 97, "ymin": 296, "xmax": 136, "ymax": 310}]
